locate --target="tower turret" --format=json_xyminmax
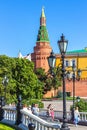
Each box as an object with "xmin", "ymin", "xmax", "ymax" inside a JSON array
[
  {"xmin": 37, "ymin": 7, "xmax": 49, "ymax": 42},
  {"xmin": 31, "ymin": 8, "xmax": 52, "ymax": 72}
]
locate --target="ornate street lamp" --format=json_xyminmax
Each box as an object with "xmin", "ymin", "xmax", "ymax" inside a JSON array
[
  {"xmin": 58, "ymin": 34, "xmax": 70, "ymax": 130},
  {"xmin": 48, "ymin": 34, "xmax": 70, "ymax": 130},
  {"xmin": 67, "ymin": 65, "xmax": 81, "ymax": 121},
  {"xmin": 58, "ymin": 34, "xmax": 68, "ymax": 55},
  {"xmin": 2, "ymin": 75, "xmax": 9, "ymax": 104},
  {"xmin": 47, "ymin": 50, "xmax": 56, "ymax": 76},
  {"xmin": 48, "ymin": 50, "xmax": 56, "ymax": 68},
  {"xmin": 0, "ymin": 76, "xmax": 8, "ymax": 121},
  {"xmin": 76, "ymin": 96, "xmax": 80, "ymax": 102}
]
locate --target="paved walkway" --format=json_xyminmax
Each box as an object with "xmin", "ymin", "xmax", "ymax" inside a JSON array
[
  {"xmin": 42, "ymin": 100, "xmax": 72, "ymax": 111},
  {"xmin": 68, "ymin": 124, "xmax": 87, "ymax": 130},
  {"xmin": 42, "ymin": 100, "xmax": 87, "ymax": 129}
]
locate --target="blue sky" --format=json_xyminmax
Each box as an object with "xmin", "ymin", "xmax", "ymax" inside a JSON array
[{"xmin": 0, "ymin": 0, "xmax": 87, "ymax": 57}]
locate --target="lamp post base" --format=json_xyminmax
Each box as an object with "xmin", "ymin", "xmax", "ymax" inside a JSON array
[
  {"xmin": 0, "ymin": 107, "xmax": 4, "ymax": 121},
  {"xmin": 15, "ymin": 95, "xmax": 23, "ymax": 125},
  {"xmin": 60, "ymin": 123, "xmax": 70, "ymax": 130},
  {"xmin": 60, "ymin": 127, "xmax": 70, "ymax": 130},
  {"xmin": 71, "ymin": 108, "xmax": 74, "ymax": 122},
  {"xmin": 60, "ymin": 128, "xmax": 70, "ymax": 130}
]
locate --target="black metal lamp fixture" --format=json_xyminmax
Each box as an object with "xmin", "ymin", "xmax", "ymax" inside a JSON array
[
  {"xmin": 76, "ymin": 96, "xmax": 80, "ymax": 102},
  {"xmin": 77, "ymin": 69, "xmax": 81, "ymax": 80},
  {"xmin": 67, "ymin": 65, "xmax": 81, "ymax": 121},
  {"xmin": 67, "ymin": 67, "xmax": 81, "ymax": 81},
  {"xmin": 48, "ymin": 50, "xmax": 56, "ymax": 68},
  {"xmin": 58, "ymin": 34, "xmax": 68, "ymax": 55},
  {"xmin": 48, "ymin": 34, "xmax": 70, "ymax": 130},
  {"xmin": 2, "ymin": 76, "xmax": 9, "ymax": 85},
  {"xmin": 48, "ymin": 50, "xmax": 56, "ymax": 76},
  {"xmin": 0, "ymin": 76, "xmax": 8, "ymax": 121}
]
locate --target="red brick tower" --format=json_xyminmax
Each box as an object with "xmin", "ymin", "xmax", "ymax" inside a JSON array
[{"xmin": 31, "ymin": 8, "xmax": 52, "ymax": 72}]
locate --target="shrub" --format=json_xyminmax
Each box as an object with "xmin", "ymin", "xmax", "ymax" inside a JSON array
[
  {"xmin": 57, "ymin": 91, "xmax": 68, "ymax": 98},
  {"xmin": 70, "ymin": 98, "xmax": 87, "ymax": 112},
  {"xmin": 75, "ymin": 99, "xmax": 87, "ymax": 112},
  {"xmin": 22, "ymin": 99, "xmax": 44, "ymax": 108},
  {"xmin": 57, "ymin": 91, "xmax": 63, "ymax": 98}
]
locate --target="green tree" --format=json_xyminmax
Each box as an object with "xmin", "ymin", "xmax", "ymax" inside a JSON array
[
  {"xmin": 47, "ymin": 66, "xmax": 62, "ymax": 90},
  {"xmin": 35, "ymin": 68, "xmax": 47, "ymax": 94},
  {"xmin": 0, "ymin": 55, "xmax": 14, "ymax": 102},
  {"xmin": 0, "ymin": 55, "xmax": 43, "ymax": 104},
  {"xmin": 35, "ymin": 67, "xmax": 62, "ymax": 95}
]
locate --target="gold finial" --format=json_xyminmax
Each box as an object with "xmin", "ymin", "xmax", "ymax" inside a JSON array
[
  {"xmin": 42, "ymin": 6, "xmax": 44, "ymax": 11},
  {"xmin": 41, "ymin": 6, "xmax": 45, "ymax": 17}
]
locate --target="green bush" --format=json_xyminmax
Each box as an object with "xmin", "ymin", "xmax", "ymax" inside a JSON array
[
  {"xmin": 22, "ymin": 99, "xmax": 44, "ymax": 108},
  {"xmin": 70, "ymin": 99, "xmax": 87, "ymax": 112},
  {"xmin": 57, "ymin": 91, "xmax": 63, "ymax": 98},
  {"xmin": 75, "ymin": 99, "xmax": 87, "ymax": 112},
  {"xmin": 57, "ymin": 91, "xmax": 69, "ymax": 98}
]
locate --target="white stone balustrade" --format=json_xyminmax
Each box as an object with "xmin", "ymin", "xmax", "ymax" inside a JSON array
[{"xmin": 1, "ymin": 107, "xmax": 87, "ymax": 130}]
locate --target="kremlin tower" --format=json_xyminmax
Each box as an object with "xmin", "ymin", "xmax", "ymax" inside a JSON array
[
  {"xmin": 17, "ymin": 8, "xmax": 87, "ymax": 98},
  {"xmin": 31, "ymin": 8, "xmax": 52, "ymax": 72}
]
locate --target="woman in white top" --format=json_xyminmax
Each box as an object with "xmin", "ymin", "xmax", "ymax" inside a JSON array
[
  {"xmin": 74, "ymin": 107, "xmax": 80, "ymax": 126},
  {"xmin": 32, "ymin": 104, "xmax": 39, "ymax": 116},
  {"xmin": 23, "ymin": 104, "xmax": 32, "ymax": 114}
]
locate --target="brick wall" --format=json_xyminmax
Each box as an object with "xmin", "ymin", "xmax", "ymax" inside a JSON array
[
  {"xmin": 66, "ymin": 79, "xmax": 87, "ymax": 97},
  {"xmin": 43, "ymin": 79, "xmax": 87, "ymax": 98}
]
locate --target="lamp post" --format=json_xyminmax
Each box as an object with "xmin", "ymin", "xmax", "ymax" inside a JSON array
[
  {"xmin": 67, "ymin": 65, "xmax": 81, "ymax": 121},
  {"xmin": 15, "ymin": 95, "xmax": 23, "ymax": 125},
  {"xmin": 0, "ymin": 76, "xmax": 8, "ymax": 121},
  {"xmin": 2, "ymin": 75, "xmax": 9, "ymax": 105},
  {"xmin": 58, "ymin": 34, "xmax": 70, "ymax": 130},
  {"xmin": 0, "ymin": 96, "xmax": 4, "ymax": 121},
  {"xmin": 48, "ymin": 34, "xmax": 70, "ymax": 130}
]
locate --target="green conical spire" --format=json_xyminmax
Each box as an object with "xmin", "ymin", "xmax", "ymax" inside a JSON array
[{"xmin": 37, "ymin": 8, "xmax": 49, "ymax": 42}]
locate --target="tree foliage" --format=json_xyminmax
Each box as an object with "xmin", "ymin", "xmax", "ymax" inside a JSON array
[
  {"xmin": 35, "ymin": 67, "xmax": 62, "ymax": 94},
  {"xmin": 0, "ymin": 55, "xmax": 43, "ymax": 104}
]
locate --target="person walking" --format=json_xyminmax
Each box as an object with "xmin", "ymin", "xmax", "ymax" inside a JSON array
[
  {"xmin": 32, "ymin": 104, "xmax": 39, "ymax": 116},
  {"xmin": 46, "ymin": 104, "xmax": 51, "ymax": 117},
  {"xmin": 74, "ymin": 107, "xmax": 80, "ymax": 126},
  {"xmin": 50, "ymin": 107, "xmax": 54, "ymax": 121}
]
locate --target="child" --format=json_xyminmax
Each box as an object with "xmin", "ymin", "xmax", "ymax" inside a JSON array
[{"xmin": 50, "ymin": 108, "xmax": 54, "ymax": 121}]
